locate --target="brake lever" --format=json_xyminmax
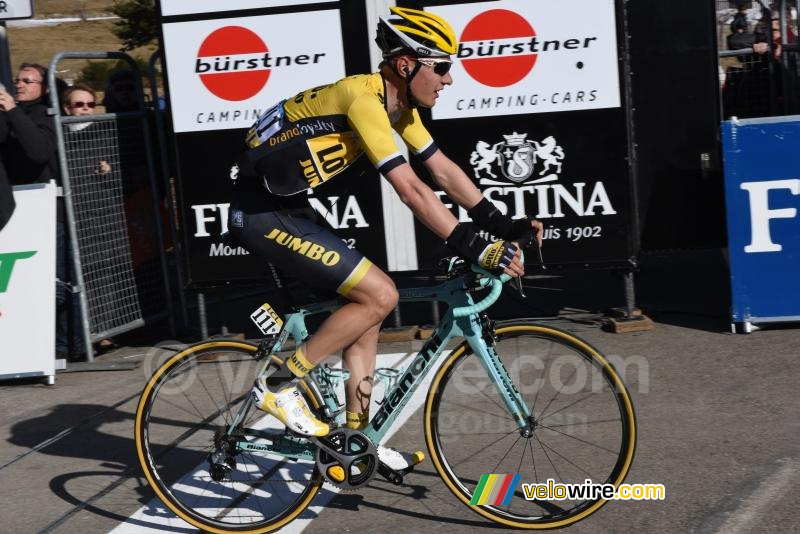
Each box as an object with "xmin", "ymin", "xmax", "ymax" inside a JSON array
[{"xmin": 514, "ymin": 276, "xmax": 527, "ymax": 298}]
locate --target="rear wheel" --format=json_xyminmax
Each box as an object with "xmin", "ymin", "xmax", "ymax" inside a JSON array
[
  {"xmin": 425, "ymin": 321, "xmax": 636, "ymax": 529},
  {"xmin": 134, "ymin": 340, "xmax": 322, "ymax": 533}
]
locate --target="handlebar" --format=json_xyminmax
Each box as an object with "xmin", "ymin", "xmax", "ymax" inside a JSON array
[{"xmin": 451, "ymin": 249, "xmax": 525, "ymax": 317}]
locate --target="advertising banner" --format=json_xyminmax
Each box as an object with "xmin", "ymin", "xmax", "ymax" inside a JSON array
[
  {"xmin": 162, "ymin": 10, "xmax": 346, "ymax": 133},
  {"xmin": 0, "ymin": 184, "xmax": 56, "ymax": 383},
  {"xmin": 0, "ymin": 0, "xmax": 33, "ymax": 20},
  {"xmin": 722, "ymin": 116, "xmax": 800, "ymax": 331},
  {"xmin": 160, "ymin": 0, "xmax": 332, "ymax": 17},
  {"xmin": 409, "ymin": 0, "xmax": 633, "ymax": 269},
  {"xmin": 159, "ymin": 2, "xmax": 386, "ymax": 286},
  {"xmin": 432, "ymin": 0, "xmax": 621, "ymax": 120}
]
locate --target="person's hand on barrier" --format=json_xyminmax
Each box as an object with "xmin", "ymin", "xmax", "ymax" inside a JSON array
[
  {"xmin": 96, "ymin": 161, "xmax": 112, "ymax": 175},
  {"xmin": 753, "ymin": 42, "xmax": 769, "ymax": 54},
  {"xmin": 0, "ymin": 90, "xmax": 16, "ymax": 112}
]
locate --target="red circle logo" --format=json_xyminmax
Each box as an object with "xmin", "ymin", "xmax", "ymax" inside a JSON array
[
  {"xmin": 197, "ymin": 26, "xmax": 269, "ymax": 101},
  {"xmin": 460, "ymin": 9, "xmax": 537, "ymax": 88}
]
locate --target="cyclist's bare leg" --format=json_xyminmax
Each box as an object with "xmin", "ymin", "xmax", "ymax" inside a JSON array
[
  {"xmin": 301, "ymin": 265, "xmax": 397, "ymax": 370},
  {"xmin": 341, "ymin": 323, "xmax": 379, "ymax": 417}
]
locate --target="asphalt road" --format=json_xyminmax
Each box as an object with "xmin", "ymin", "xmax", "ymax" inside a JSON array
[{"xmin": 0, "ymin": 316, "xmax": 798, "ymax": 533}]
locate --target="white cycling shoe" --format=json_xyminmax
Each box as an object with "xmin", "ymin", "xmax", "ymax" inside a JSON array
[
  {"xmin": 252, "ymin": 378, "xmax": 330, "ymax": 437},
  {"xmin": 378, "ymin": 445, "xmax": 425, "ymax": 472}
]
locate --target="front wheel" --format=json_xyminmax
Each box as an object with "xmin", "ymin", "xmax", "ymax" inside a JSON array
[
  {"xmin": 425, "ymin": 321, "xmax": 636, "ymax": 529},
  {"xmin": 134, "ymin": 340, "xmax": 323, "ymax": 533}
]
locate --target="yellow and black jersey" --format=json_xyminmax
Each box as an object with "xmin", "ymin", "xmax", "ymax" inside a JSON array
[{"xmin": 243, "ymin": 72, "xmax": 438, "ymax": 196}]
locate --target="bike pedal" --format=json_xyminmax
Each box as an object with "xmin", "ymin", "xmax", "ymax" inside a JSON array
[{"xmin": 377, "ymin": 462, "xmax": 404, "ymax": 485}]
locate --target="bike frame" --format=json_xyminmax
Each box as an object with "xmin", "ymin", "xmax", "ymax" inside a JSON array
[{"xmin": 235, "ymin": 272, "xmax": 532, "ymax": 459}]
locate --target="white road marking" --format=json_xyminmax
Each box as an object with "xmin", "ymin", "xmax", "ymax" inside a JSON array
[
  {"xmin": 714, "ymin": 458, "xmax": 799, "ymax": 534},
  {"xmin": 111, "ymin": 351, "xmax": 449, "ymax": 533}
]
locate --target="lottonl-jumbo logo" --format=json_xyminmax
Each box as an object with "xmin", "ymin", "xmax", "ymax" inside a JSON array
[
  {"xmin": 196, "ymin": 26, "xmax": 270, "ymax": 102},
  {"xmin": 458, "ymin": 9, "xmax": 537, "ymax": 88}
]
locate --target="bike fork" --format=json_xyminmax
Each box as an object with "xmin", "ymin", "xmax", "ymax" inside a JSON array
[{"xmin": 467, "ymin": 330, "xmax": 532, "ymax": 432}]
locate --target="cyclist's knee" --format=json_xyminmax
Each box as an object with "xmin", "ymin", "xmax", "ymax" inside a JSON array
[
  {"xmin": 349, "ymin": 277, "xmax": 398, "ymax": 323},
  {"xmin": 372, "ymin": 282, "xmax": 399, "ymax": 318}
]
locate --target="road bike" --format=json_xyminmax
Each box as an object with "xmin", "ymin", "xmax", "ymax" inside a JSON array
[{"xmin": 134, "ymin": 255, "xmax": 636, "ymax": 532}]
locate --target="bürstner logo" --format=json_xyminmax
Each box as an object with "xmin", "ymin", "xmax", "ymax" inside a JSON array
[
  {"xmin": 458, "ymin": 9, "xmax": 537, "ymax": 88},
  {"xmin": 470, "ymin": 132, "xmax": 564, "ymax": 185},
  {"xmin": 195, "ymin": 25, "xmax": 327, "ymax": 102}
]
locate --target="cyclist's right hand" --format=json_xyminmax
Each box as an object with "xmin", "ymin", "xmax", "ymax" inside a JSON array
[{"xmin": 445, "ymin": 222, "xmax": 524, "ymax": 277}]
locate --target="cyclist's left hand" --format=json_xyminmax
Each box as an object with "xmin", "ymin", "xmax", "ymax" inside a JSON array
[{"xmin": 503, "ymin": 246, "xmax": 525, "ymax": 278}]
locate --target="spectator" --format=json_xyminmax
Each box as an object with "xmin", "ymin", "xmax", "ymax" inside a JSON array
[
  {"xmin": 0, "ymin": 63, "xmax": 58, "ymax": 185},
  {"xmin": 102, "ymin": 70, "xmax": 140, "ymax": 113},
  {"xmin": 723, "ymin": 7, "xmax": 797, "ymax": 117},
  {"xmin": 62, "ymin": 84, "xmax": 112, "ymax": 175}
]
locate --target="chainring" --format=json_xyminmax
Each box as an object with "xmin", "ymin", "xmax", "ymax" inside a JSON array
[{"xmin": 314, "ymin": 428, "xmax": 378, "ymax": 490}]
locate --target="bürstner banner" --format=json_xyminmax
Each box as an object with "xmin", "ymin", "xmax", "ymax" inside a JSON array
[
  {"xmin": 432, "ymin": 0, "xmax": 620, "ymax": 120},
  {"xmin": 722, "ymin": 116, "xmax": 800, "ymax": 331},
  {"xmin": 162, "ymin": 10, "xmax": 346, "ymax": 133},
  {"xmin": 159, "ymin": 2, "xmax": 386, "ymax": 286},
  {"xmin": 159, "ymin": 0, "xmax": 332, "ymax": 17},
  {"xmin": 409, "ymin": 0, "xmax": 634, "ymax": 269}
]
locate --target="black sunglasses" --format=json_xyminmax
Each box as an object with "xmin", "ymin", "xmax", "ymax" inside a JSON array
[
  {"xmin": 70, "ymin": 101, "xmax": 96, "ymax": 109},
  {"xmin": 417, "ymin": 58, "xmax": 453, "ymax": 76}
]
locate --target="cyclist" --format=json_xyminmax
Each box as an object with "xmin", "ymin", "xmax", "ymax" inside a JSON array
[{"xmin": 229, "ymin": 7, "xmax": 543, "ymax": 472}]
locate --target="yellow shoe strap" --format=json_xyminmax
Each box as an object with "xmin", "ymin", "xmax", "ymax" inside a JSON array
[
  {"xmin": 346, "ymin": 410, "xmax": 368, "ymax": 430},
  {"xmin": 287, "ymin": 347, "xmax": 313, "ymax": 378}
]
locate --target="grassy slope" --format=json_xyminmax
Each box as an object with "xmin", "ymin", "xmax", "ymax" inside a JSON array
[{"xmin": 7, "ymin": 1, "xmax": 157, "ymax": 85}]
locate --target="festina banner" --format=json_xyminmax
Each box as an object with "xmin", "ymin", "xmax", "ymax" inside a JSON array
[
  {"xmin": 431, "ymin": 0, "xmax": 621, "ymax": 120},
  {"xmin": 178, "ymin": 131, "xmax": 386, "ymax": 285},
  {"xmin": 407, "ymin": 0, "xmax": 634, "ymax": 269}
]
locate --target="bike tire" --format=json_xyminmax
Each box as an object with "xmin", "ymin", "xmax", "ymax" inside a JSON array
[
  {"xmin": 134, "ymin": 340, "xmax": 323, "ymax": 533},
  {"xmin": 425, "ymin": 321, "xmax": 636, "ymax": 529}
]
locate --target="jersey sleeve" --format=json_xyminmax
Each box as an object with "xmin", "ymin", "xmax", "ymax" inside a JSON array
[
  {"xmin": 346, "ymin": 93, "xmax": 406, "ymax": 175},
  {"xmin": 394, "ymin": 109, "xmax": 438, "ymax": 162}
]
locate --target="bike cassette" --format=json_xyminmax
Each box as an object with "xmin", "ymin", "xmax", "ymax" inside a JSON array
[{"xmin": 313, "ymin": 428, "xmax": 378, "ymax": 490}]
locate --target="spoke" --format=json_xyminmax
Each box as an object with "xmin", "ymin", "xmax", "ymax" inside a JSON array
[
  {"xmin": 528, "ymin": 438, "xmax": 538, "ymax": 484},
  {"xmin": 444, "ymin": 428, "xmax": 518, "ymax": 469},
  {"xmin": 533, "ymin": 432, "xmax": 565, "ymax": 492},
  {"xmin": 437, "ymin": 430, "xmax": 519, "ymax": 436},
  {"xmin": 538, "ymin": 359, "xmax": 578, "ymax": 420},
  {"xmin": 539, "ymin": 392, "xmax": 597, "ymax": 422},
  {"xmin": 193, "ymin": 360, "xmax": 229, "ymax": 427},
  {"xmin": 459, "ymin": 374, "xmax": 510, "ymax": 416},
  {"xmin": 536, "ymin": 437, "xmax": 597, "ymax": 482},
  {"xmin": 529, "ymin": 340, "xmax": 557, "ymax": 416},
  {"xmin": 491, "ymin": 435, "xmax": 521, "ymax": 474},
  {"xmin": 217, "ymin": 459, "xmax": 287, "ymax": 520},
  {"xmin": 213, "ymin": 355, "xmax": 235, "ymax": 423},
  {"xmin": 439, "ymin": 398, "xmax": 507, "ymax": 420},
  {"xmin": 545, "ymin": 417, "xmax": 621, "ymax": 429},
  {"xmin": 515, "ymin": 434, "xmax": 527, "ymax": 475},
  {"xmin": 537, "ymin": 423, "xmax": 620, "ymax": 455}
]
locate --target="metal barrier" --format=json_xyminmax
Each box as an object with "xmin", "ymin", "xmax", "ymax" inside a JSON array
[
  {"xmin": 48, "ymin": 51, "xmax": 175, "ymax": 362},
  {"xmin": 147, "ymin": 49, "xmax": 188, "ymax": 329}
]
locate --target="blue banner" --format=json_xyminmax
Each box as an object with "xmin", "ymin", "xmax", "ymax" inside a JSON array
[{"xmin": 722, "ymin": 116, "xmax": 800, "ymax": 328}]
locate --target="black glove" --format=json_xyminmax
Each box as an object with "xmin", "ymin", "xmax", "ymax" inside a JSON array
[
  {"xmin": 445, "ymin": 222, "xmax": 517, "ymax": 274},
  {"xmin": 467, "ymin": 197, "xmax": 532, "ymax": 241}
]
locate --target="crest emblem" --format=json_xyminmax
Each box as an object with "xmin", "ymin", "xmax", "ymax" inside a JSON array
[{"xmin": 469, "ymin": 132, "xmax": 565, "ymax": 186}]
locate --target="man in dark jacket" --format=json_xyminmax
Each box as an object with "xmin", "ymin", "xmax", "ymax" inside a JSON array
[{"xmin": 0, "ymin": 63, "xmax": 59, "ymax": 185}]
